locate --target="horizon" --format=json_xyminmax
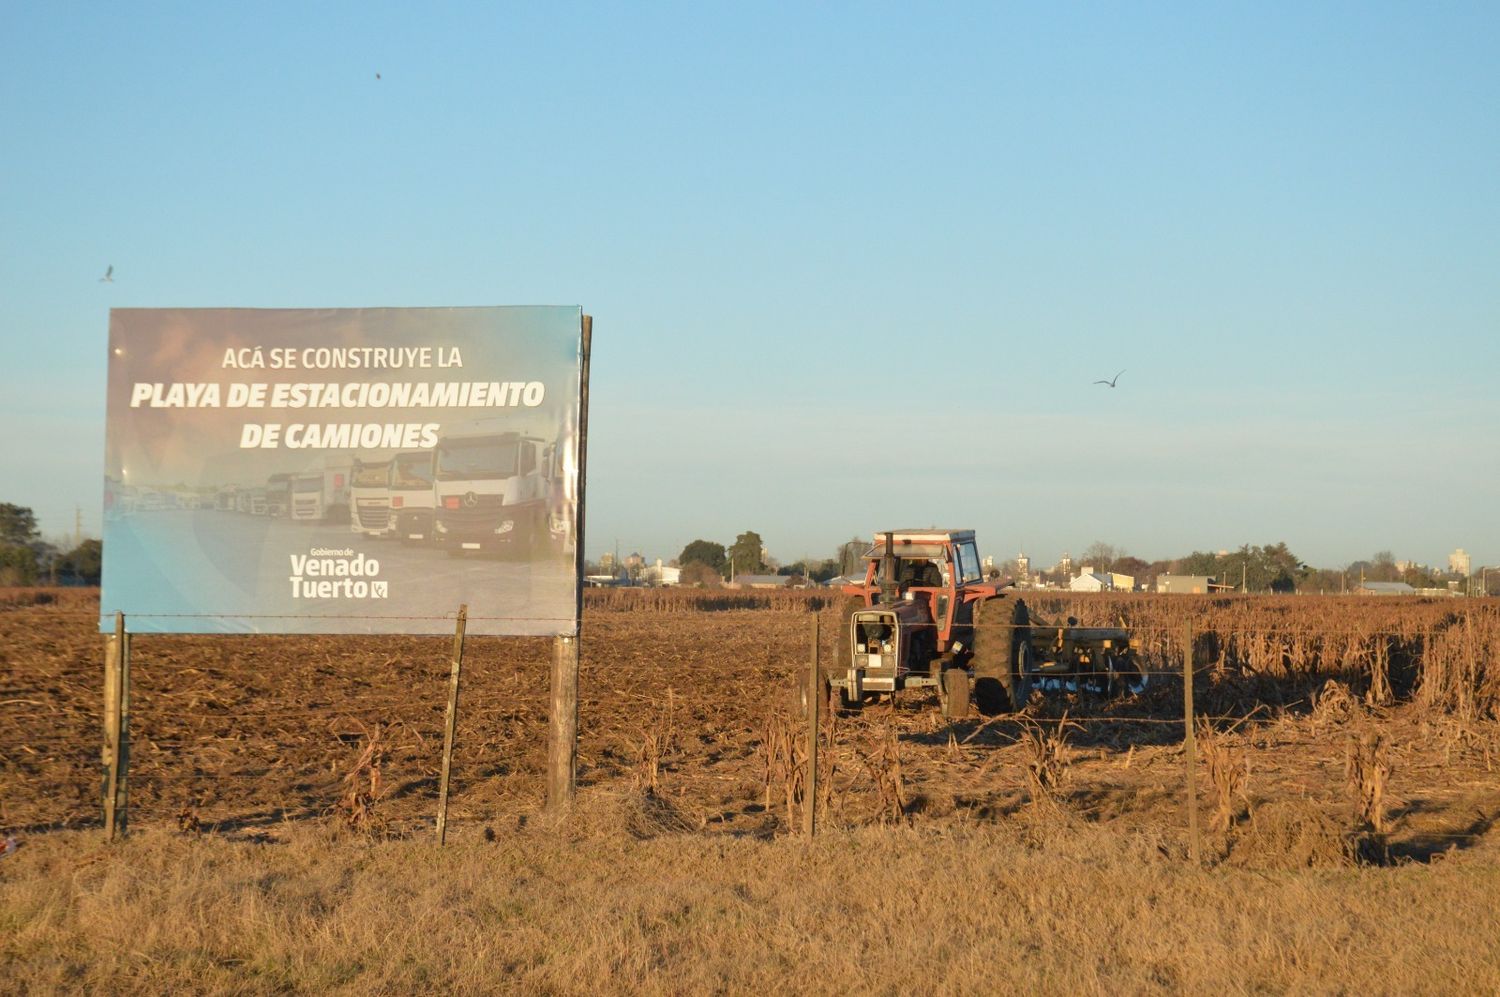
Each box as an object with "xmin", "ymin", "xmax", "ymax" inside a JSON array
[{"xmin": 3, "ymin": 5, "xmax": 1495, "ymax": 571}]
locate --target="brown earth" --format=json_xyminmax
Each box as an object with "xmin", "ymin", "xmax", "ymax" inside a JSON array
[{"xmin": 3, "ymin": 588, "xmax": 1497, "ymax": 868}]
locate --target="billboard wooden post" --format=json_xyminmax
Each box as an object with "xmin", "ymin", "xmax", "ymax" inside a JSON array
[
  {"xmin": 804, "ymin": 613, "xmax": 820, "ymax": 837},
  {"xmin": 1182, "ymin": 620, "xmax": 1200, "ymax": 865},
  {"xmin": 436, "ymin": 604, "xmax": 468, "ymax": 844},
  {"xmin": 101, "ymin": 611, "xmax": 131, "ymax": 840},
  {"xmin": 548, "ymin": 314, "xmax": 590, "ymax": 815},
  {"xmin": 548, "ymin": 635, "xmax": 579, "ymax": 812}
]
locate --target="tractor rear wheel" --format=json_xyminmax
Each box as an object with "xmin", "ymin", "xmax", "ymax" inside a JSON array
[{"xmin": 972, "ymin": 596, "xmax": 1030, "ymax": 715}]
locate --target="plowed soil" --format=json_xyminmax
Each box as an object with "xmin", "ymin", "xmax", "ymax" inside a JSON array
[{"xmin": 3, "ymin": 589, "xmax": 1497, "ymax": 866}]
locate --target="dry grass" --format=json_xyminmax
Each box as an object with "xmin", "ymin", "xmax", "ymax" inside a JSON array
[
  {"xmin": 1197, "ymin": 721, "xmax": 1250, "ymax": 835},
  {"xmin": 3, "ymin": 809, "xmax": 1500, "ymax": 994},
  {"xmin": 1018, "ymin": 718, "xmax": 1073, "ymax": 808}
]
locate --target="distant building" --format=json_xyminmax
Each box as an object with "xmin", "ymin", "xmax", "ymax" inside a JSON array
[
  {"xmin": 724, "ymin": 574, "xmax": 788, "ymax": 590},
  {"xmin": 643, "ymin": 559, "xmax": 681, "ymax": 586},
  {"xmin": 1070, "ymin": 571, "xmax": 1113, "ymax": 592},
  {"xmin": 1355, "ymin": 581, "xmax": 1417, "ymax": 596},
  {"xmin": 1017, "ymin": 551, "xmax": 1030, "ymax": 578},
  {"xmin": 1450, "ymin": 548, "xmax": 1471, "ymax": 576},
  {"xmin": 1157, "ymin": 574, "xmax": 1217, "ymax": 594}
]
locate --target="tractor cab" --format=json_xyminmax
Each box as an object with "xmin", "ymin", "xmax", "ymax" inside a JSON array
[{"xmin": 842, "ymin": 529, "xmax": 1002, "ymax": 657}]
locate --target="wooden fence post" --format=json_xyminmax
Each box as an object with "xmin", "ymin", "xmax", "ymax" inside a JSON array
[
  {"xmin": 436, "ymin": 605, "xmax": 468, "ymax": 844},
  {"xmin": 804, "ymin": 613, "xmax": 820, "ymax": 838},
  {"xmin": 548, "ymin": 635, "xmax": 580, "ymax": 812},
  {"xmin": 101, "ymin": 611, "xmax": 130, "ymax": 840},
  {"xmin": 1183, "ymin": 620, "xmax": 1200, "ymax": 865}
]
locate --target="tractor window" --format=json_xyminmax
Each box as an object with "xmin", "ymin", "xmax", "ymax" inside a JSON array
[{"xmin": 955, "ymin": 542, "xmax": 982, "ymax": 584}]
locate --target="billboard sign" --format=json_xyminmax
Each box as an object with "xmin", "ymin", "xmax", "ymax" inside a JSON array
[{"xmin": 101, "ymin": 307, "xmax": 586, "ymax": 636}]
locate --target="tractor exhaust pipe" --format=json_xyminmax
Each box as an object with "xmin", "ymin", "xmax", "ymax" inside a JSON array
[{"xmin": 879, "ymin": 531, "xmax": 898, "ymax": 605}]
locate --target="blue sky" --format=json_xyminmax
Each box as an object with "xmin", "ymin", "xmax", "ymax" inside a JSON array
[{"xmin": 2, "ymin": 3, "xmax": 1496, "ymax": 570}]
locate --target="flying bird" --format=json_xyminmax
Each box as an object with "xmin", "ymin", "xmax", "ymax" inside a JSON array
[
  {"xmin": 375, "ymin": 72, "xmax": 381, "ymax": 80},
  {"xmin": 99, "ymin": 265, "xmax": 114, "ymax": 283},
  {"xmin": 1093, "ymin": 369, "xmax": 1124, "ymax": 387}
]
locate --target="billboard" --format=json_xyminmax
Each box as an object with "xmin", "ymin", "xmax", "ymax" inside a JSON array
[{"xmin": 101, "ymin": 307, "xmax": 586, "ymax": 636}]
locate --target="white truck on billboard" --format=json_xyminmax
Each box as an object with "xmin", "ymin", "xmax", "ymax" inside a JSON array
[
  {"xmin": 265, "ymin": 473, "xmax": 294, "ymax": 518},
  {"xmin": 290, "ymin": 458, "xmax": 352, "ymax": 524},
  {"xmin": 350, "ymin": 458, "xmax": 395, "ymax": 538},
  {"xmin": 432, "ymin": 428, "xmax": 551, "ymax": 558},
  {"xmin": 389, "ymin": 450, "xmax": 436, "ymax": 543}
]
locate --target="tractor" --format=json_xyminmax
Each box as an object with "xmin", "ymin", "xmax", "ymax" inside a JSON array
[{"xmin": 809, "ymin": 530, "xmax": 1144, "ymax": 719}]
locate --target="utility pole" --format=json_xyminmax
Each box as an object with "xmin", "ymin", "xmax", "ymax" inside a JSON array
[{"xmin": 74, "ymin": 506, "xmax": 83, "ymax": 548}]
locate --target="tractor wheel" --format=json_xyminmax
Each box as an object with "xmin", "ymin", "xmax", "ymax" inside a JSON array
[
  {"xmin": 972, "ymin": 596, "xmax": 1030, "ymax": 715},
  {"xmin": 838, "ymin": 595, "xmax": 864, "ymax": 672},
  {"xmin": 1104, "ymin": 649, "xmax": 1146, "ymax": 696},
  {"xmin": 941, "ymin": 667, "xmax": 970, "ymax": 720}
]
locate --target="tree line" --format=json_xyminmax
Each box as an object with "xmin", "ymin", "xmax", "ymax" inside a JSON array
[{"xmin": 0, "ymin": 503, "xmax": 100, "ymax": 586}]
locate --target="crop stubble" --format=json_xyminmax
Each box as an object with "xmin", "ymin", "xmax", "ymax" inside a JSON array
[{"xmin": 2, "ymin": 588, "xmax": 1498, "ymax": 864}]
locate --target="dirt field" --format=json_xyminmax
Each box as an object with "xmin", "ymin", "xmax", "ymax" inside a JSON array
[
  {"xmin": 4, "ymin": 588, "xmax": 1498, "ymax": 864},
  {"xmin": 5, "ymin": 588, "xmax": 1500, "ymax": 992}
]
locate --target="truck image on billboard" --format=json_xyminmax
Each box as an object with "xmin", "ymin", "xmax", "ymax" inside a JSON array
[{"xmin": 100, "ymin": 307, "xmax": 586, "ymax": 636}]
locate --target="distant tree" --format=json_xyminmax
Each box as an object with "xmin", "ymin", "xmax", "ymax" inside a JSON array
[
  {"xmin": 1297, "ymin": 567, "xmax": 1346, "ymax": 594},
  {"xmin": 1113, "ymin": 556, "xmax": 1151, "ymax": 584},
  {"xmin": 679, "ymin": 562, "xmax": 722, "ymax": 587},
  {"xmin": 0, "ymin": 545, "xmax": 39, "ymax": 586},
  {"xmin": 1174, "ymin": 551, "xmax": 1223, "ymax": 578},
  {"xmin": 728, "ymin": 531, "xmax": 765, "ymax": 575},
  {"xmin": 679, "ymin": 539, "xmax": 727, "ymax": 573},
  {"xmin": 59, "ymin": 539, "xmax": 102, "ymax": 585},
  {"xmin": 808, "ymin": 558, "xmax": 839, "ymax": 584},
  {"xmin": 0, "ymin": 504, "xmax": 40, "ymax": 546},
  {"xmin": 1369, "ymin": 551, "xmax": 1400, "ymax": 583},
  {"xmin": 1402, "ymin": 564, "xmax": 1439, "ymax": 589},
  {"xmin": 0, "ymin": 503, "xmax": 45, "ymax": 585},
  {"xmin": 1079, "ymin": 541, "xmax": 1119, "ymax": 572}
]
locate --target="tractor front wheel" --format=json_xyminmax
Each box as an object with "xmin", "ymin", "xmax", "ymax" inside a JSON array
[{"xmin": 940, "ymin": 667, "xmax": 970, "ymax": 720}]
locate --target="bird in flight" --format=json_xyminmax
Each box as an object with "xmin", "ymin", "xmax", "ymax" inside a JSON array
[
  {"xmin": 1093, "ymin": 369, "xmax": 1124, "ymax": 387},
  {"xmin": 375, "ymin": 72, "xmax": 381, "ymax": 80},
  {"xmin": 99, "ymin": 265, "xmax": 114, "ymax": 283}
]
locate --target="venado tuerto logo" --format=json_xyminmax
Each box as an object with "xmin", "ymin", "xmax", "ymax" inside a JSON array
[{"xmin": 288, "ymin": 548, "xmax": 389, "ymax": 599}]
